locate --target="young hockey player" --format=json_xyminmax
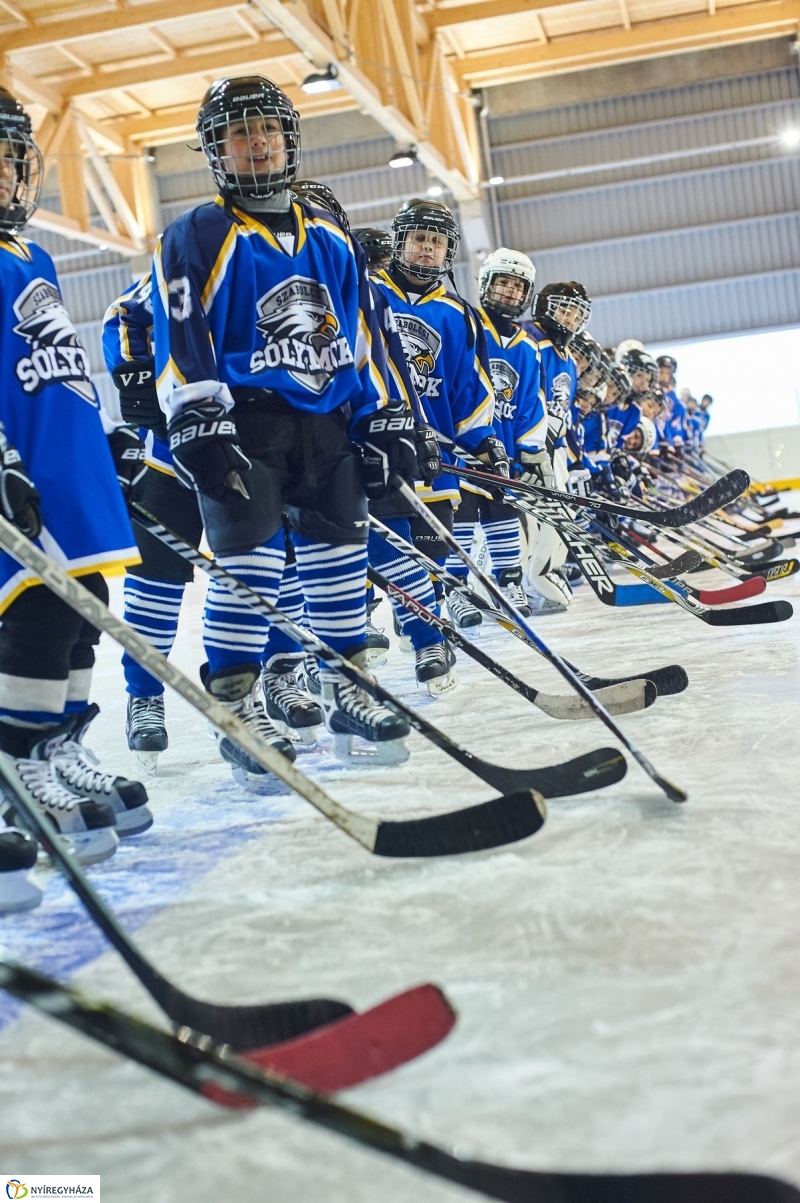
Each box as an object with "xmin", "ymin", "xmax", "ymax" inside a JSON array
[
  {"xmin": 0, "ymin": 90, "xmax": 151, "ymax": 882},
  {"xmin": 370, "ymin": 198, "xmax": 503, "ymax": 636},
  {"xmin": 602, "ymin": 363, "xmax": 639, "ymax": 450},
  {"xmin": 352, "ymin": 227, "xmax": 392, "ymax": 272},
  {"xmin": 446, "ymin": 248, "xmax": 546, "ymax": 615},
  {"xmin": 657, "ymin": 354, "xmax": 688, "ymax": 449},
  {"xmin": 152, "ymin": 76, "xmax": 414, "ymax": 770}
]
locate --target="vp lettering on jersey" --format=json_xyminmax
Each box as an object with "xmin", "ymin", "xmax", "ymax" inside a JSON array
[
  {"xmin": 251, "ymin": 275, "xmax": 353, "ymax": 394},
  {"xmin": 13, "ymin": 278, "xmax": 94, "ymax": 402},
  {"xmin": 489, "ymin": 358, "xmax": 519, "ymax": 422},
  {"xmin": 393, "ymin": 314, "xmax": 443, "ymax": 399}
]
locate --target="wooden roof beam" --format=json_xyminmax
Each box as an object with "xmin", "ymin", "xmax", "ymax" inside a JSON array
[
  {"xmin": 427, "ymin": 0, "xmax": 599, "ymax": 27},
  {"xmin": 0, "ymin": 0, "xmax": 248, "ymax": 53}
]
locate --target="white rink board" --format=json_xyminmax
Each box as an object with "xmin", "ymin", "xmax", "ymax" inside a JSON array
[{"xmin": 1, "ymin": 509, "xmax": 800, "ymax": 1203}]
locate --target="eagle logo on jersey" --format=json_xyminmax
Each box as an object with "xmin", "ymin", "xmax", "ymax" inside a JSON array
[
  {"xmin": 489, "ymin": 359, "xmax": 520, "ymax": 422},
  {"xmin": 251, "ymin": 275, "xmax": 354, "ymax": 394},
  {"xmin": 548, "ymin": 370, "xmax": 573, "ymax": 421},
  {"xmin": 392, "ymin": 314, "xmax": 443, "ymax": 399},
  {"xmin": 12, "ymin": 278, "xmax": 94, "ymax": 402}
]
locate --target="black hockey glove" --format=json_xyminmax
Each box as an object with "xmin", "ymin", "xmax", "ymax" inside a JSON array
[
  {"xmin": 0, "ymin": 426, "xmax": 41, "ymax": 540},
  {"xmin": 414, "ymin": 423, "xmax": 441, "ymax": 486},
  {"xmin": 167, "ymin": 400, "xmax": 252, "ymax": 502},
  {"xmin": 610, "ymin": 449, "xmax": 634, "ymax": 483},
  {"xmin": 517, "ymin": 447, "xmax": 554, "ymax": 489},
  {"xmin": 107, "ymin": 427, "xmax": 147, "ymax": 498},
  {"xmin": 473, "ymin": 434, "xmax": 510, "ymax": 478},
  {"xmin": 111, "ymin": 358, "xmax": 167, "ymax": 440},
  {"xmin": 356, "ymin": 404, "xmax": 418, "ymax": 500}
]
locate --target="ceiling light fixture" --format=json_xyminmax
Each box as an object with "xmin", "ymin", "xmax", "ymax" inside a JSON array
[
  {"xmin": 301, "ymin": 65, "xmax": 342, "ymax": 94},
  {"xmin": 389, "ymin": 146, "xmax": 417, "ymax": 169},
  {"xmin": 780, "ymin": 128, "xmax": 800, "ymax": 149},
  {"xmin": 487, "ymin": 175, "xmax": 504, "ymax": 186},
  {"xmin": 427, "ymin": 184, "xmax": 443, "ymax": 196}
]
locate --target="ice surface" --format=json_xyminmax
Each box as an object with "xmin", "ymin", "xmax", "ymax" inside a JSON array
[{"xmin": 1, "ymin": 514, "xmax": 800, "ymax": 1203}]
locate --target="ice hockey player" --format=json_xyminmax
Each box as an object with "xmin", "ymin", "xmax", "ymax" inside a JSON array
[
  {"xmin": 448, "ymin": 247, "xmax": 546, "ymax": 616},
  {"xmin": 519, "ymin": 282, "xmax": 590, "ymax": 612},
  {"xmin": 352, "ymin": 227, "xmax": 392, "ymax": 272},
  {"xmin": 602, "ymin": 363, "xmax": 638, "ymax": 450},
  {"xmin": 0, "ymin": 89, "xmax": 151, "ymax": 892},
  {"xmin": 152, "ymin": 75, "xmax": 412, "ymax": 771},
  {"xmin": 370, "ymin": 198, "xmax": 502, "ymax": 640},
  {"xmin": 657, "ymin": 354, "xmax": 688, "ymax": 450}
]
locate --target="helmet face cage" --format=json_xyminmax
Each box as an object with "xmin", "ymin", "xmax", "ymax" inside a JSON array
[
  {"xmin": 571, "ymin": 332, "xmax": 601, "ymax": 380},
  {"xmin": 575, "ymin": 386, "xmax": 599, "ymax": 414},
  {"xmin": 621, "ymin": 349, "xmax": 658, "ymax": 391},
  {"xmin": 639, "ymin": 386, "xmax": 665, "ymax": 415},
  {"xmin": 197, "ymin": 78, "xmax": 300, "ymax": 199},
  {"xmin": 478, "ymin": 249, "xmax": 536, "ymax": 318},
  {"xmin": 635, "ymin": 416, "xmax": 657, "ymax": 454},
  {"xmin": 353, "ymin": 227, "xmax": 393, "ymax": 269},
  {"xmin": 292, "ymin": 180, "xmax": 349, "ymax": 231},
  {"xmin": 0, "ymin": 111, "xmax": 42, "ymax": 234},
  {"xmin": 606, "ymin": 365, "xmax": 632, "ymax": 407},
  {"xmin": 391, "ymin": 200, "xmax": 460, "ymax": 282},
  {"xmin": 533, "ymin": 284, "xmax": 592, "ymax": 348},
  {"xmin": 657, "ymin": 355, "xmax": 678, "ymax": 379}
]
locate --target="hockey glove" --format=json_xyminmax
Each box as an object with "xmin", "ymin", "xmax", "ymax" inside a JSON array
[
  {"xmin": 547, "ymin": 403, "xmax": 567, "ymax": 444},
  {"xmin": 111, "ymin": 358, "xmax": 167, "ymax": 440},
  {"xmin": 167, "ymin": 400, "xmax": 252, "ymax": 501},
  {"xmin": 473, "ymin": 434, "xmax": 510, "ymax": 478},
  {"xmin": 517, "ymin": 447, "xmax": 554, "ymax": 490},
  {"xmin": 610, "ymin": 449, "xmax": 634, "ymax": 483},
  {"xmin": 107, "ymin": 427, "xmax": 147, "ymax": 498},
  {"xmin": 356, "ymin": 404, "xmax": 418, "ymax": 500},
  {"xmin": 566, "ymin": 466, "xmax": 592, "ymax": 497},
  {"xmin": 414, "ymin": 423, "xmax": 441, "ymax": 486},
  {"xmin": 0, "ymin": 426, "xmax": 41, "ymax": 539}
]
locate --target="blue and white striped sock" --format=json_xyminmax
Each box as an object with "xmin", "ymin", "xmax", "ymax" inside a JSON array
[
  {"xmin": 263, "ymin": 558, "xmax": 308, "ymax": 670},
  {"xmin": 484, "ymin": 519, "xmax": 521, "ymax": 575},
  {"xmin": 291, "ymin": 535, "xmax": 367, "ymax": 655},
  {"xmin": 204, "ymin": 531, "xmax": 285, "ymax": 674},
  {"xmin": 445, "ymin": 520, "xmax": 475, "ymax": 580},
  {"xmin": 368, "ymin": 519, "xmax": 442, "ymax": 651},
  {"xmin": 122, "ymin": 576, "xmax": 186, "ymax": 697}
]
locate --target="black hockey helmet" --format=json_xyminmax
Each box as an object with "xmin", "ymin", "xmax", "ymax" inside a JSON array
[
  {"xmin": 291, "ymin": 179, "xmax": 349, "ymax": 230},
  {"xmin": 197, "ymin": 75, "xmax": 300, "ymax": 199},
  {"xmin": 657, "ymin": 354, "xmax": 678, "ymax": 376},
  {"xmin": 620, "ymin": 347, "xmax": 658, "ymax": 390},
  {"xmin": 606, "ymin": 363, "xmax": 633, "ymax": 407},
  {"xmin": 570, "ymin": 330, "xmax": 602, "ymax": 378},
  {"xmin": 352, "ymin": 226, "xmax": 393, "ymax": 269},
  {"xmin": 391, "ymin": 197, "xmax": 460, "ymax": 282},
  {"xmin": 532, "ymin": 281, "xmax": 591, "ymax": 349},
  {"xmin": 0, "ymin": 87, "xmax": 42, "ymax": 234},
  {"xmin": 639, "ymin": 385, "xmax": 666, "ymax": 414}
]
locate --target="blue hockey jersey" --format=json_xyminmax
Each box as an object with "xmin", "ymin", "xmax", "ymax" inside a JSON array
[
  {"xmin": 152, "ymin": 197, "xmax": 389, "ymax": 432},
  {"xmin": 663, "ymin": 390, "xmax": 688, "ymax": 447},
  {"xmin": 0, "ymin": 237, "xmax": 138, "ymax": 612},
  {"xmin": 479, "ymin": 308, "xmax": 546, "ymax": 459},
  {"xmin": 605, "ymin": 400, "xmax": 642, "ymax": 450},
  {"xmin": 371, "ymin": 270, "xmax": 495, "ymax": 503}
]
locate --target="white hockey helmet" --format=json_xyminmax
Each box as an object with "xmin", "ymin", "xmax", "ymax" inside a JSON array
[
  {"xmin": 614, "ymin": 338, "xmax": 644, "ymax": 365},
  {"xmin": 637, "ymin": 416, "xmax": 657, "ymax": 454},
  {"xmin": 479, "ymin": 247, "xmax": 536, "ymax": 318}
]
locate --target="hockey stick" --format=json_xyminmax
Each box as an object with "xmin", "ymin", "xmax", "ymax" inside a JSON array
[
  {"xmin": 368, "ymin": 516, "xmax": 689, "ymax": 698},
  {"xmin": 367, "ymin": 564, "xmax": 656, "ymax": 719},
  {"xmin": 130, "ymin": 504, "xmax": 624, "ymax": 800},
  {"xmin": 0, "ymin": 515, "xmax": 551, "ymax": 857},
  {"xmin": 433, "ymin": 432, "xmax": 749, "ymax": 527},
  {"xmin": 5, "ymin": 961, "xmax": 798, "ymax": 1203},
  {"xmin": 393, "ymin": 479, "xmax": 687, "ymax": 804}
]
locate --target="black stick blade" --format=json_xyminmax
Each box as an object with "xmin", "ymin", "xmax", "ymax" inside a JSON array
[
  {"xmin": 704, "ymin": 599, "xmax": 793, "ymax": 626},
  {"xmin": 166, "ymin": 992, "xmax": 354, "ymax": 1051},
  {"xmin": 521, "ymin": 747, "xmax": 628, "ymax": 799},
  {"xmin": 566, "ymin": 663, "xmax": 689, "ymax": 697},
  {"xmin": 668, "ymin": 468, "xmax": 751, "ymax": 527},
  {"xmin": 749, "ymin": 558, "xmax": 800, "ymax": 582},
  {"xmin": 372, "ymin": 789, "xmax": 546, "ymax": 858},
  {"xmin": 648, "ymin": 551, "xmax": 704, "ymax": 579}
]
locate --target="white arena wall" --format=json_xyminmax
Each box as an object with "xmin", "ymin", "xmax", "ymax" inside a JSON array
[{"xmin": 705, "ymin": 424, "xmax": 800, "ymax": 485}]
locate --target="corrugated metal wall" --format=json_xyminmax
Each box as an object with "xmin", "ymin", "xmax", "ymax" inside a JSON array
[
  {"xmin": 27, "ymin": 51, "xmax": 800, "ymax": 398},
  {"xmin": 488, "ymin": 64, "xmax": 800, "ymax": 345}
]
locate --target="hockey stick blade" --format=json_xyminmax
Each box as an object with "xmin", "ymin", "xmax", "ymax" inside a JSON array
[
  {"xmin": 7, "ymin": 962, "xmax": 798, "ymax": 1203},
  {"xmin": 702, "ymin": 598, "xmax": 793, "ymax": 626},
  {"xmin": 695, "ymin": 576, "xmax": 766, "ymax": 605},
  {"xmin": 746, "ymin": 558, "xmax": 800, "ymax": 582},
  {"xmin": 647, "ymin": 550, "xmax": 705, "ymax": 578},
  {"xmin": 568, "ymin": 662, "xmax": 690, "ymax": 697}
]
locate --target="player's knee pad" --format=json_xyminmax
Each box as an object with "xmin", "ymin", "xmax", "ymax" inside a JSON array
[
  {"xmin": 286, "ymin": 449, "xmax": 369, "ymax": 545},
  {"xmin": 199, "ymin": 457, "xmax": 285, "ymax": 557}
]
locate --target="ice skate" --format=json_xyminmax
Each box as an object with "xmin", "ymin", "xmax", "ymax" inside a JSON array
[
  {"xmin": 391, "ymin": 610, "xmax": 413, "ymax": 655},
  {"xmin": 126, "ymin": 694, "xmax": 168, "ymax": 776},
  {"xmin": 202, "ymin": 663, "xmax": 296, "ymax": 787},
  {"xmin": 0, "ymin": 751, "xmax": 118, "ymax": 866},
  {"xmin": 364, "ymin": 617, "xmax": 390, "ymax": 667},
  {"xmin": 496, "ymin": 566, "xmax": 532, "ymax": 617},
  {"xmin": 0, "ymin": 824, "xmax": 42, "ymax": 914},
  {"xmin": 524, "ymin": 569, "xmax": 572, "ymax": 615},
  {"xmin": 444, "ymin": 584, "xmax": 483, "ymax": 630},
  {"xmin": 262, "ymin": 656, "xmax": 323, "ymax": 749},
  {"xmin": 319, "ymin": 649, "xmax": 410, "ymax": 766},
  {"xmin": 50, "ymin": 705, "xmax": 153, "ymax": 837},
  {"xmin": 415, "ymin": 641, "xmax": 458, "ymax": 697}
]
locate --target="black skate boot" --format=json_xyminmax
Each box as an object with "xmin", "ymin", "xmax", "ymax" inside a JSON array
[
  {"xmin": 415, "ymin": 640, "xmax": 458, "ymax": 697},
  {"xmin": 261, "ymin": 655, "xmax": 323, "ymax": 750},
  {"xmin": 0, "ymin": 823, "xmax": 42, "ymax": 914},
  {"xmin": 319, "ymin": 648, "xmax": 410, "ymax": 766},
  {"xmin": 0, "ymin": 722, "xmax": 118, "ymax": 866},
  {"xmin": 202, "ymin": 662, "xmax": 296, "ymax": 787},
  {"xmin": 126, "ymin": 694, "xmax": 168, "ymax": 776},
  {"xmin": 53, "ymin": 705, "xmax": 153, "ymax": 837},
  {"xmin": 496, "ymin": 566, "xmax": 531, "ymax": 617},
  {"xmin": 391, "ymin": 609, "xmax": 413, "ymax": 655},
  {"xmin": 444, "ymin": 583, "xmax": 483, "ymax": 630}
]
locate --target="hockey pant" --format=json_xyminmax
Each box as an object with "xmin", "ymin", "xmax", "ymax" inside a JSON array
[
  {"xmin": 409, "ymin": 497, "xmax": 455, "ymax": 602},
  {"xmin": 368, "ymin": 516, "xmax": 443, "ymax": 652},
  {"xmin": 519, "ymin": 445, "xmax": 570, "ymax": 604},
  {"xmin": 444, "ymin": 489, "xmax": 520, "ymax": 581}
]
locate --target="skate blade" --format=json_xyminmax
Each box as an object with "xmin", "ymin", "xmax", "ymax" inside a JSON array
[
  {"xmin": 332, "ymin": 733, "xmax": 410, "ymax": 767},
  {"xmin": 231, "ymin": 765, "xmax": 292, "ymax": 794},
  {"xmin": 363, "ymin": 647, "xmax": 389, "ymax": 668},
  {"xmin": 134, "ymin": 751, "xmax": 160, "ymax": 777},
  {"xmin": 0, "ymin": 870, "xmax": 43, "ymax": 914},
  {"xmin": 424, "ymin": 669, "xmax": 459, "ymax": 698},
  {"xmin": 270, "ymin": 717, "xmax": 320, "ymax": 752}
]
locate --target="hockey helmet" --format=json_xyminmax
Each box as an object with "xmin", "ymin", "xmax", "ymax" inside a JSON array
[
  {"xmin": 391, "ymin": 197, "xmax": 460, "ymax": 282},
  {"xmin": 620, "ymin": 347, "xmax": 658, "ymax": 391},
  {"xmin": 636, "ymin": 416, "xmax": 657, "ymax": 454},
  {"xmin": 532, "ymin": 281, "xmax": 591, "ymax": 349},
  {"xmin": 614, "ymin": 338, "xmax": 644, "ymax": 364},
  {"xmin": 605, "ymin": 363, "xmax": 633, "ymax": 407},
  {"xmin": 0, "ymin": 88, "xmax": 42, "ymax": 234},
  {"xmin": 352, "ymin": 227, "xmax": 393, "ymax": 269},
  {"xmin": 197, "ymin": 75, "xmax": 300, "ymax": 199},
  {"xmin": 291, "ymin": 179, "xmax": 350, "ymax": 230},
  {"xmin": 478, "ymin": 247, "xmax": 536, "ymax": 318},
  {"xmin": 657, "ymin": 354, "xmax": 678, "ymax": 375},
  {"xmin": 570, "ymin": 330, "xmax": 602, "ymax": 379}
]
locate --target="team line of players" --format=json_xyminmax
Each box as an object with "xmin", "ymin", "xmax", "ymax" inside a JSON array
[{"xmin": 0, "ymin": 76, "xmax": 709, "ymax": 909}]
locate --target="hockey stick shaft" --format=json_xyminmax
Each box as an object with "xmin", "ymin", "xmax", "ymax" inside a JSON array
[{"xmin": 392, "ymin": 479, "xmax": 686, "ymax": 803}]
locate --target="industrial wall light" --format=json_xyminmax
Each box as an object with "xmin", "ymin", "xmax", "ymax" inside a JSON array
[
  {"xmin": 389, "ymin": 147, "xmax": 417, "ymax": 169},
  {"xmin": 301, "ymin": 65, "xmax": 342, "ymax": 94}
]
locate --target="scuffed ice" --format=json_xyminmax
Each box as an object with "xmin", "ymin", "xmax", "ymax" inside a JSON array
[{"xmin": 1, "ymin": 516, "xmax": 799, "ymax": 1203}]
